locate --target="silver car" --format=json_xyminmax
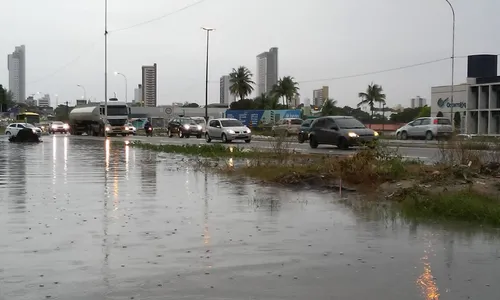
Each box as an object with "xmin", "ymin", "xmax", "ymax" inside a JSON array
[
  {"xmin": 396, "ymin": 117, "xmax": 453, "ymax": 140},
  {"xmin": 205, "ymin": 118, "xmax": 252, "ymax": 143}
]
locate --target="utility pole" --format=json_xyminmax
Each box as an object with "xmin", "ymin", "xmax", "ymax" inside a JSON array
[
  {"xmin": 445, "ymin": 0, "xmax": 456, "ymax": 127},
  {"xmin": 104, "ymin": 0, "xmax": 108, "ymax": 138},
  {"xmin": 201, "ymin": 27, "xmax": 214, "ymax": 122}
]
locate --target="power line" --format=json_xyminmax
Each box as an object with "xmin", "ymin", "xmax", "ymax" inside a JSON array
[
  {"xmin": 109, "ymin": 0, "xmax": 208, "ymax": 33},
  {"xmin": 298, "ymin": 57, "xmax": 450, "ymax": 84},
  {"xmin": 27, "ymin": 39, "xmax": 101, "ymax": 85}
]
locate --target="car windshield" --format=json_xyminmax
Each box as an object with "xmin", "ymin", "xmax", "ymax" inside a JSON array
[
  {"xmin": 193, "ymin": 119, "xmax": 205, "ymax": 124},
  {"xmin": 290, "ymin": 119, "xmax": 303, "ymax": 125},
  {"xmin": 221, "ymin": 120, "xmax": 243, "ymax": 127},
  {"xmin": 180, "ymin": 118, "xmax": 196, "ymax": 125},
  {"xmin": 24, "ymin": 123, "xmax": 35, "ymax": 128},
  {"xmin": 335, "ymin": 118, "xmax": 365, "ymax": 129},
  {"xmin": 52, "ymin": 121, "xmax": 63, "ymax": 125}
]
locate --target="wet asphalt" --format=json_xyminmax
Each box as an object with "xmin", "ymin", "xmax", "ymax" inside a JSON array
[{"xmin": 0, "ymin": 135, "xmax": 499, "ymax": 300}]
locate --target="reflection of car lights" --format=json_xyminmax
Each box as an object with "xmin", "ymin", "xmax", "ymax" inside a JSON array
[
  {"xmin": 348, "ymin": 132, "xmax": 359, "ymax": 138},
  {"xmin": 227, "ymin": 130, "xmax": 235, "ymax": 134}
]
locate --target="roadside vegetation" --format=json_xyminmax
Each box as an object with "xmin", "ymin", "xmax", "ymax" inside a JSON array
[{"xmin": 127, "ymin": 134, "xmax": 500, "ymax": 226}]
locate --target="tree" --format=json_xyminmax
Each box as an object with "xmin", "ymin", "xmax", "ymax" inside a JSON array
[
  {"xmin": 390, "ymin": 107, "xmax": 421, "ymax": 123},
  {"xmin": 272, "ymin": 76, "xmax": 299, "ymax": 107},
  {"xmin": 436, "ymin": 111, "xmax": 444, "ymax": 117},
  {"xmin": 357, "ymin": 83, "xmax": 386, "ymax": 126},
  {"xmin": 254, "ymin": 93, "xmax": 281, "ymax": 110},
  {"xmin": 0, "ymin": 85, "xmax": 14, "ymax": 112},
  {"xmin": 229, "ymin": 99, "xmax": 256, "ymax": 110},
  {"xmin": 417, "ymin": 105, "xmax": 431, "ymax": 118},
  {"xmin": 229, "ymin": 66, "xmax": 255, "ymax": 101},
  {"xmin": 321, "ymin": 98, "xmax": 337, "ymax": 116}
]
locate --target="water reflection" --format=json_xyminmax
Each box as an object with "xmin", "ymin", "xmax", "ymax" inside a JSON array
[
  {"xmin": 140, "ymin": 151, "xmax": 157, "ymax": 196},
  {"xmin": 8, "ymin": 145, "xmax": 27, "ymax": 206},
  {"xmin": 417, "ymin": 238, "xmax": 440, "ymax": 299}
]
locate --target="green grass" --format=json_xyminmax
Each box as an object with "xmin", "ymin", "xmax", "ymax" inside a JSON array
[
  {"xmin": 401, "ymin": 188, "xmax": 500, "ymax": 226},
  {"xmin": 125, "ymin": 141, "xmax": 262, "ymax": 158}
]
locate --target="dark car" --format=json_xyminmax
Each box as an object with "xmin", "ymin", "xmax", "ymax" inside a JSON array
[
  {"xmin": 297, "ymin": 119, "xmax": 314, "ymax": 143},
  {"xmin": 167, "ymin": 117, "xmax": 203, "ymax": 138},
  {"xmin": 48, "ymin": 121, "xmax": 69, "ymax": 134},
  {"xmin": 308, "ymin": 116, "xmax": 379, "ymax": 149}
]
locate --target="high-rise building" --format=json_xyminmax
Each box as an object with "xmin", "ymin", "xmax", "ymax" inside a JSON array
[
  {"xmin": 134, "ymin": 84, "xmax": 143, "ymax": 105},
  {"xmin": 219, "ymin": 75, "xmax": 236, "ymax": 104},
  {"xmin": 141, "ymin": 63, "xmax": 157, "ymax": 107},
  {"xmin": 256, "ymin": 47, "xmax": 278, "ymax": 96},
  {"xmin": 313, "ymin": 86, "xmax": 329, "ymax": 107},
  {"xmin": 291, "ymin": 94, "xmax": 300, "ymax": 108},
  {"xmin": 410, "ymin": 96, "xmax": 426, "ymax": 108},
  {"xmin": 38, "ymin": 94, "xmax": 50, "ymax": 107},
  {"xmin": 7, "ymin": 45, "xmax": 26, "ymax": 103}
]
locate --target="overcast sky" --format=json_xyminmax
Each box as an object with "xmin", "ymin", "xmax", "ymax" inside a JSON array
[{"xmin": 2, "ymin": 0, "xmax": 499, "ymax": 108}]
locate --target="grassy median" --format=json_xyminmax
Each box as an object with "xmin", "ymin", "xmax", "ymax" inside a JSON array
[{"xmin": 126, "ymin": 135, "xmax": 500, "ymax": 225}]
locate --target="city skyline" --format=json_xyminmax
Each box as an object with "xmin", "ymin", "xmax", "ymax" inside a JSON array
[
  {"xmin": 1, "ymin": 0, "xmax": 500, "ymax": 108},
  {"xmin": 7, "ymin": 45, "xmax": 26, "ymax": 104}
]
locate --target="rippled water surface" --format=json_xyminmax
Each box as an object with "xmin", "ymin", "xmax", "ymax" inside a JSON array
[{"xmin": 0, "ymin": 136, "xmax": 500, "ymax": 300}]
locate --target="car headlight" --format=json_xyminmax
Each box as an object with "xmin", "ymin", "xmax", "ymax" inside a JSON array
[
  {"xmin": 52, "ymin": 125, "xmax": 57, "ymax": 129},
  {"xmin": 32, "ymin": 129, "xmax": 36, "ymax": 133},
  {"xmin": 348, "ymin": 132, "xmax": 359, "ymax": 138},
  {"xmin": 246, "ymin": 128, "xmax": 251, "ymax": 133},
  {"xmin": 227, "ymin": 130, "xmax": 235, "ymax": 134},
  {"xmin": 124, "ymin": 126, "xmax": 129, "ymax": 130},
  {"xmin": 63, "ymin": 124, "xmax": 69, "ymax": 129},
  {"xmin": 105, "ymin": 127, "xmax": 110, "ymax": 131},
  {"xmin": 183, "ymin": 124, "xmax": 190, "ymax": 129},
  {"xmin": 41, "ymin": 126, "xmax": 45, "ymax": 130},
  {"xmin": 197, "ymin": 125, "xmax": 202, "ymax": 130},
  {"xmin": 373, "ymin": 131, "xmax": 379, "ymax": 137}
]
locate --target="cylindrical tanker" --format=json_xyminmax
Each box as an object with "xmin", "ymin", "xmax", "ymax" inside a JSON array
[
  {"xmin": 68, "ymin": 100, "xmax": 131, "ymax": 136},
  {"xmin": 68, "ymin": 106, "xmax": 102, "ymax": 123}
]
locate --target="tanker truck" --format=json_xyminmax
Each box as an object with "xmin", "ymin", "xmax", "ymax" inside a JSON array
[{"xmin": 69, "ymin": 99, "xmax": 131, "ymax": 136}]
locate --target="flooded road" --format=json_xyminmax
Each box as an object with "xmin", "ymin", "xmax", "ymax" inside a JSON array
[{"xmin": 0, "ymin": 135, "xmax": 499, "ymax": 300}]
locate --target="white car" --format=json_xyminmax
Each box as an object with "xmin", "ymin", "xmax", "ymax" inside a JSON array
[
  {"xmin": 5, "ymin": 123, "xmax": 43, "ymax": 137},
  {"xmin": 126, "ymin": 123, "xmax": 137, "ymax": 135},
  {"xmin": 205, "ymin": 118, "xmax": 251, "ymax": 143}
]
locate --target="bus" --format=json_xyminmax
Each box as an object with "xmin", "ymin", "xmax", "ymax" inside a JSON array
[{"xmin": 16, "ymin": 112, "xmax": 40, "ymax": 125}]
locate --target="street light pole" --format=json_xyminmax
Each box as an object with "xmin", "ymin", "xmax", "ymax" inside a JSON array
[
  {"xmin": 201, "ymin": 27, "xmax": 214, "ymax": 122},
  {"xmin": 104, "ymin": 0, "xmax": 108, "ymax": 138},
  {"xmin": 77, "ymin": 84, "xmax": 87, "ymax": 100},
  {"xmin": 115, "ymin": 72, "xmax": 128, "ymax": 103},
  {"xmin": 445, "ymin": 0, "xmax": 456, "ymax": 126}
]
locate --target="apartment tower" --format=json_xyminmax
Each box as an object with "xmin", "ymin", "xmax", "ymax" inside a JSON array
[
  {"xmin": 7, "ymin": 45, "xmax": 26, "ymax": 103},
  {"xmin": 256, "ymin": 47, "xmax": 278, "ymax": 96},
  {"xmin": 141, "ymin": 63, "xmax": 157, "ymax": 107}
]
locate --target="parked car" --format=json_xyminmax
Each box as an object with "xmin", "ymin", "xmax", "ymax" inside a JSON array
[
  {"xmin": 5, "ymin": 122, "xmax": 43, "ymax": 137},
  {"xmin": 48, "ymin": 121, "xmax": 70, "ymax": 134},
  {"xmin": 167, "ymin": 117, "xmax": 203, "ymax": 138},
  {"xmin": 297, "ymin": 119, "xmax": 314, "ymax": 143},
  {"xmin": 271, "ymin": 118, "xmax": 303, "ymax": 136},
  {"xmin": 395, "ymin": 117, "xmax": 453, "ymax": 140},
  {"xmin": 205, "ymin": 118, "xmax": 252, "ymax": 143},
  {"xmin": 126, "ymin": 123, "xmax": 137, "ymax": 135},
  {"xmin": 308, "ymin": 116, "xmax": 379, "ymax": 149}
]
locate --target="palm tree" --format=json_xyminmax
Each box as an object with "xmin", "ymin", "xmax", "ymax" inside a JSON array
[
  {"xmin": 321, "ymin": 98, "xmax": 337, "ymax": 116},
  {"xmin": 272, "ymin": 76, "xmax": 300, "ymax": 107},
  {"xmin": 229, "ymin": 66, "xmax": 255, "ymax": 101},
  {"xmin": 254, "ymin": 93, "xmax": 279, "ymax": 110},
  {"xmin": 357, "ymin": 83, "xmax": 386, "ymax": 127}
]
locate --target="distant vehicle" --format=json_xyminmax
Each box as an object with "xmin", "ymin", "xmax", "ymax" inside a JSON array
[
  {"xmin": 272, "ymin": 118, "xmax": 303, "ymax": 136},
  {"xmin": 68, "ymin": 99, "xmax": 131, "ymax": 136},
  {"xmin": 48, "ymin": 121, "xmax": 69, "ymax": 134},
  {"xmin": 308, "ymin": 116, "xmax": 378, "ymax": 149},
  {"xmin": 126, "ymin": 123, "xmax": 137, "ymax": 135},
  {"xmin": 205, "ymin": 118, "xmax": 251, "ymax": 143},
  {"xmin": 16, "ymin": 112, "xmax": 40, "ymax": 125},
  {"xmin": 190, "ymin": 116, "xmax": 207, "ymax": 132},
  {"xmin": 167, "ymin": 117, "xmax": 203, "ymax": 138},
  {"xmin": 5, "ymin": 122, "xmax": 42, "ymax": 137},
  {"xmin": 297, "ymin": 119, "xmax": 314, "ymax": 143},
  {"xmin": 395, "ymin": 117, "xmax": 453, "ymax": 140}
]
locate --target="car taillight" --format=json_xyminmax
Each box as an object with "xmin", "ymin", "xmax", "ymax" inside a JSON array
[{"xmin": 433, "ymin": 119, "xmax": 438, "ymax": 124}]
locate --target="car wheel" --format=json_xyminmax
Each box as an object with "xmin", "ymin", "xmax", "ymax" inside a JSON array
[
  {"xmin": 245, "ymin": 139, "xmax": 251, "ymax": 143},
  {"xmin": 425, "ymin": 131, "xmax": 434, "ymax": 141},
  {"xmin": 309, "ymin": 136, "xmax": 318, "ymax": 149},
  {"xmin": 196, "ymin": 134, "xmax": 202, "ymax": 139},
  {"xmin": 185, "ymin": 135, "xmax": 190, "ymax": 138},
  {"xmin": 178, "ymin": 130, "xmax": 183, "ymax": 138},
  {"xmin": 5, "ymin": 131, "xmax": 11, "ymax": 136},
  {"xmin": 396, "ymin": 132, "xmax": 401, "ymax": 140},
  {"xmin": 221, "ymin": 133, "xmax": 228, "ymax": 143},
  {"xmin": 401, "ymin": 131, "xmax": 408, "ymax": 140},
  {"xmin": 205, "ymin": 133, "xmax": 211, "ymax": 143},
  {"xmin": 271, "ymin": 130, "xmax": 276, "ymax": 137},
  {"xmin": 167, "ymin": 129, "xmax": 173, "ymax": 138},
  {"xmin": 298, "ymin": 134, "xmax": 304, "ymax": 144},
  {"xmin": 337, "ymin": 137, "xmax": 349, "ymax": 150}
]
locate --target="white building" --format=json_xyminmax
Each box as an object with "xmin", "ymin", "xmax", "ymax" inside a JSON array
[
  {"xmin": 141, "ymin": 63, "xmax": 157, "ymax": 107},
  {"xmin": 38, "ymin": 94, "xmax": 50, "ymax": 107},
  {"xmin": 7, "ymin": 45, "xmax": 26, "ymax": 103},
  {"xmin": 313, "ymin": 86, "xmax": 329, "ymax": 107},
  {"xmin": 134, "ymin": 84, "xmax": 143, "ymax": 105},
  {"xmin": 410, "ymin": 96, "xmax": 427, "ymax": 108},
  {"xmin": 219, "ymin": 75, "xmax": 236, "ymax": 104},
  {"xmin": 256, "ymin": 47, "xmax": 278, "ymax": 96}
]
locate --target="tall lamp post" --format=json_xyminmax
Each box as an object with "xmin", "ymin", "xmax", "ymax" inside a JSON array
[
  {"xmin": 201, "ymin": 27, "xmax": 215, "ymax": 122},
  {"xmin": 104, "ymin": 0, "xmax": 109, "ymax": 138},
  {"xmin": 77, "ymin": 84, "xmax": 87, "ymax": 100},
  {"xmin": 114, "ymin": 72, "xmax": 128, "ymax": 103},
  {"xmin": 444, "ymin": 0, "xmax": 456, "ymax": 126}
]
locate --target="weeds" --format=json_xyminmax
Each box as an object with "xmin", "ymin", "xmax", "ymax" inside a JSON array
[{"xmin": 126, "ymin": 141, "xmax": 260, "ymax": 158}]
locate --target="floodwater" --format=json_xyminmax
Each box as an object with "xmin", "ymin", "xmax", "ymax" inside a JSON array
[{"xmin": 0, "ymin": 136, "xmax": 499, "ymax": 300}]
